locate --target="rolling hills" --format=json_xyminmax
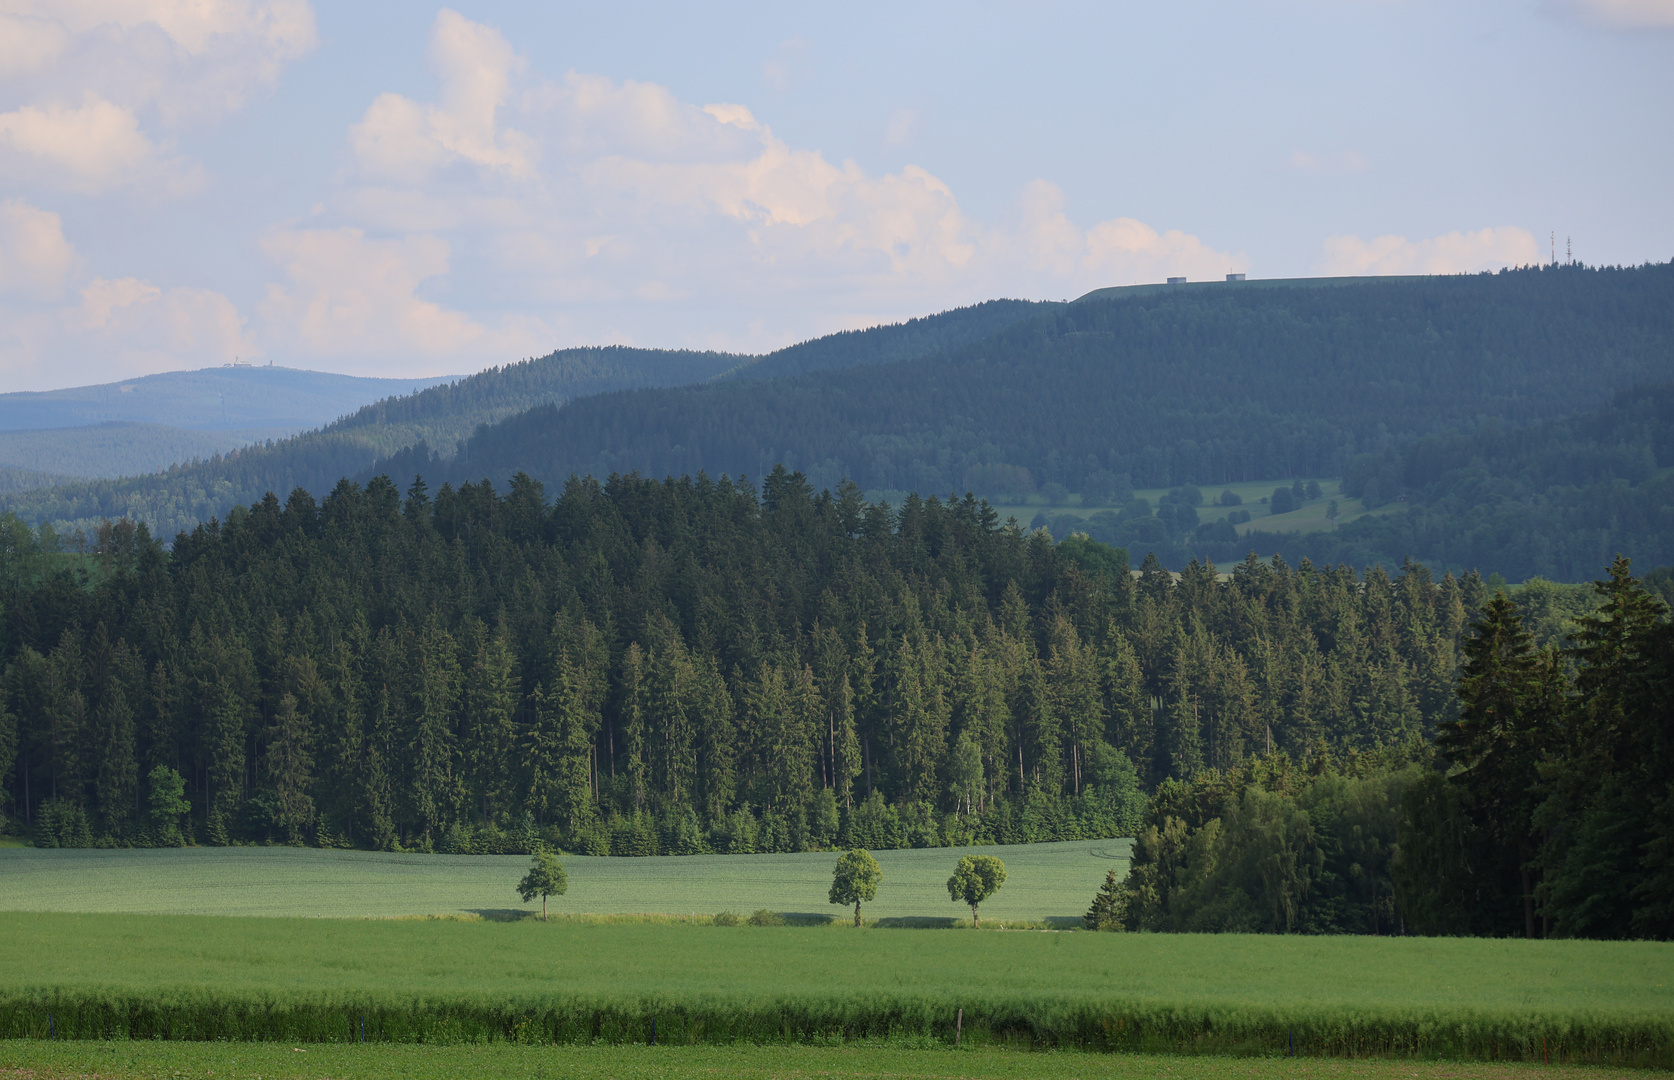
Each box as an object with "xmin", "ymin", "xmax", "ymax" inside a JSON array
[
  {"xmin": 5, "ymin": 265, "xmax": 1672, "ymax": 581},
  {"xmin": 382, "ymin": 262, "xmax": 1673, "ymax": 580},
  {"xmin": 0, "ymin": 300, "xmax": 1052, "ymax": 540},
  {"xmin": 416, "ymin": 264, "xmax": 1673, "ymax": 497}
]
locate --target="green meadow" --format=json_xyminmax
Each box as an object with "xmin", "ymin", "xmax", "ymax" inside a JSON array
[
  {"xmin": 0, "ymin": 1041, "xmax": 1648, "ymax": 1080},
  {"xmin": 3, "ymin": 845, "xmax": 1671, "ymax": 1066},
  {"xmin": 0, "ymin": 840, "xmax": 1124, "ymax": 923},
  {"xmin": 978, "ymin": 479, "xmax": 1398, "ymax": 539},
  {"xmin": 0, "ymin": 912, "xmax": 1669, "ymax": 1064}
]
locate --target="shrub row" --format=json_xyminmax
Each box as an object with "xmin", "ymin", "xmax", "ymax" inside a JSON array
[{"xmin": 3, "ymin": 989, "xmax": 1668, "ymax": 1067}]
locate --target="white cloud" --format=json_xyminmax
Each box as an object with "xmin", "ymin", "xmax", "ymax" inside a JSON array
[
  {"xmin": 313, "ymin": 9, "xmax": 1250, "ymax": 361},
  {"xmin": 0, "ymin": 0, "xmax": 319, "ymax": 124},
  {"xmin": 0, "ymin": 192, "xmax": 260, "ymax": 389},
  {"xmin": 0, "ymin": 1, "xmax": 316, "ymax": 198},
  {"xmin": 1544, "ymin": 0, "xmax": 1674, "ymax": 28},
  {"xmin": 1316, "ymin": 227, "xmax": 1542, "ymax": 276},
  {"xmin": 77, "ymin": 277, "xmax": 251, "ymax": 362},
  {"xmin": 0, "ymin": 93, "xmax": 196, "ymax": 192},
  {"xmin": 0, "ymin": 198, "xmax": 77, "ymax": 299},
  {"xmin": 256, "ymin": 226, "xmax": 546, "ymax": 366},
  {"xmin": 350, "ymin": 7, "xmax": 533, "ymax": 182},
  {"xmin": 0, "ymin": 11, "xmax": 70, "ymax": 78},
  {"xmin": 0, "ymin": 270, "xmax": 254, "ymax": 391},
  {"xmin": 1016, "ymin": 180, "xmax": 1246, "ymax": 289}
]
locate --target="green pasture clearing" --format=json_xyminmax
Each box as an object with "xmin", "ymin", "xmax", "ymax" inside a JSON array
[
  {"xmin": 1, "ymin": 913, "xmax": 1669, "ymax": 1064},
  {"xmin": 0, "ymin": 840, "xmax": 1126, "ymax": 922},
  {"xmin": 0, "ymin": 1042, "xmax": 1642, "ymax": 1080},
  {"xmin": 976, "ymin": 479, "xmax": 1397, "ymax": 538}
]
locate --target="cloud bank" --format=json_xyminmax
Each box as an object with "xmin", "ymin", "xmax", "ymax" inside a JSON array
[
  {"xmin": 0, "ymin": 5, "xmax": 1554, "ymax": 390},
  {"xmin": 1316, "ymin": 227, "xmax": 1543, "ymax": 276}
]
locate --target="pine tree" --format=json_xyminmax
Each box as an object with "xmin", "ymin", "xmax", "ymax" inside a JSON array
[
  {"xmin": 1103, "ymin": 632, "xmax": 1152, "ymax": 786},
  {"xmin": 618, "ymin": 642, "xmax": 649, "ymax": 810},
  {"xmin": 265, "ymin": 692, "xmax": 316, "ymax": 842},
  {"xmin": 407, "ymin": 618, "xmax": 462, "ymax": 846},
  {"xmin": 1438, "ymin": 593, "xmax": 1560, "ymax": 937}
]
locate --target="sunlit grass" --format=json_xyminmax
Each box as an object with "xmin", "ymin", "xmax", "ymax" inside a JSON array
[
  {"xmin": 0, "ymin": 840, "xmax": 1127, "ymax": 922},
  {"xmin": 1, "ymin": 913, "xmax": 1668, "ymax": 1064},
  {"xmin": 0, "ymin": 1040, "xmax": 1648, "ymax": 1080}
]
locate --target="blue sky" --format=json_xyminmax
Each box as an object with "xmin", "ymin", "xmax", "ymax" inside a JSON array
[{"xmin": 0, "ymin": 0, "xmax": 1669, "ymax": 392}]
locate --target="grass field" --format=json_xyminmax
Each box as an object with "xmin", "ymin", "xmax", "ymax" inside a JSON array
[
  {"xmin": 974, "ymin": 479, "xmax": 1397, "ymax": 540},
  {"xmin": 0, "ymin": 1041, "xmax": 1646, "ymax": 1080},
  {"xmin": 0, "ymin": 840, "xmax": 1125, "ymax": 923},
  {"xmin": 1, "ymin": 913, "xmax": 1668, "ymax": 1063}
]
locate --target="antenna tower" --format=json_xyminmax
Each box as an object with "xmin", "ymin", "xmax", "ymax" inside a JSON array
[
  {"xmin": 1567, "ymin": 236, "xmax": 1571, "ymax": 264},
  {"xmin": 1550, "ymin": 232, "xmax": 1555, "ymax": 265}
]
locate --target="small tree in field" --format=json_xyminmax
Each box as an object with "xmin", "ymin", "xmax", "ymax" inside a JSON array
[
  {"xmin": 947, "ymin": 855, "xmax": 1007, "ymax": 928},
  {"xmin": 517, "ymin": 848, "xmax": 568, "ymax": 920},
  {"xmin": 1084, "ymin": 868, "xmax": 1126, "ymax": 930},
  {"xmin": 829, "ymin": 848, "xmax": 882, "ymax": 926}
]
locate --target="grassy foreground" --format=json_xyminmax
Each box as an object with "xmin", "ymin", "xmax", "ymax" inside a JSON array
[
  {"xmin": 0, "ymin": 1041, "xmax": 1643, "ymax": 1080},
  {"xmin": 0, "ymin": 841, "xmax": 1125, "ymax": 923},
  {"xmin": 1, "ymin": 914, "xmax": 1670, "ymax": 1066}
]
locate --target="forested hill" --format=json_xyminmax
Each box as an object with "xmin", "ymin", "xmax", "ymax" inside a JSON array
[
  {"xmin": 0, "ymin": 347, "xmax": 737, "ymax": 540},
  {"xmin": 0, "ymin": 301, "xmax": 1050, "ymax": 541},
  {"xmin": 1248, "ymin": 378, "xmax": 1674, "ymax": 581},
  {"xmin": 0, "ymin": 466, "xmax": 1483, "ymax": 859},
  {"xmin": 1031, "ymin": 376, "xmax": 1674, "ymax": 583},
  {"xmin": 722, "ymin": 299, "xmax": 1053, "ymax": 381},
  {"xmin": 407, "ymin": 264, "xmax": 1673, "ymax": 502}
]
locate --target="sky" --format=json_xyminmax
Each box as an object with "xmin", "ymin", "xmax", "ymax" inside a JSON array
[{"xmin": 0, "ymin": 1, "xmax": 1670, "ymax": 393}]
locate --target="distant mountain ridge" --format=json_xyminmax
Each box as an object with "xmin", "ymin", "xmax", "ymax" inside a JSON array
[
  {"xmin": 1, "ymin": 299, "xmax": 1052, "ymax": 539},
  {"xmin": 0, "ymin": 365, "xmax": 459, "ymax": 433},
  {"xmin": 405, "ymin": 264, "xmax": 1673, "ymax": 498},
  {"xmin": 0, "ymin": 422, "xmax": 291, "ymax": 481}
]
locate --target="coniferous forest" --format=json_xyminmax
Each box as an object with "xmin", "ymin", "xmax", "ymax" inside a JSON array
[
  {"xmin": 4, "ymin": 462, "xmax": 1671, "ymax": 937},
  {"xmin": 2, "ymin": 265, "xmax": 1672, "ymax": 939},
  {"xmin": 2, "ymin": 467, "xmax": 1474, "ymax": 857}
]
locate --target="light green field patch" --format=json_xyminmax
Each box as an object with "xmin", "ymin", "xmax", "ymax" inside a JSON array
[
  {"xmin": 0, "ymin": 1040, "xmax": 1643, "ymax": 1080},
  {"xmin": 0, "ymin": 915, "xmax": 1668, "ymax": 1062},
  {"xmin": 977, "ymin": 479, "xmax": 1394, "ymax": 540},
  {"xmin": 0, "ymin": 840, "xmax": 1129, "ymax": 922}
]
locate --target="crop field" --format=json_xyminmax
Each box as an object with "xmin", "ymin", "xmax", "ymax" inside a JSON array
[
  {"xmin": 0, "ymin": 840, "xmax": 1123, "ymax": 923},
  {"xmin": 0, "ymin": 1041, "xmax": 1646, "ymax": 1080},
  {"xmin": 0, "ymin": 913, "xmax": 1669, "ymax": 1065}
]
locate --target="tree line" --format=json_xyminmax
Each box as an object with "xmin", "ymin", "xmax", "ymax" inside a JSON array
[
  {"xmin": 1086, "ymin": 557, "xmax": 1673, "ymax": 939},
  {"xmin": 2, "ymin": 466, "xmax": 1479, "ymax": 858}
]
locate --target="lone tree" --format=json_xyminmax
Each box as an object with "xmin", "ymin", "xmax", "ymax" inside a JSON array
[
  {"xmin": 145, "ymin": 765, "xmax": 191, "ymax": 846},
  {"xmin": 517, "ymin": 847, "xmax": 568, "ymax": 920},
  {"xmin": 948, "ymin": 855, "xmax": 1007, "ymax": 928},
  {"xmin": 1084, "ymin": 868, "xmax": 1126, "ymax": 931},
  {"xmin": 829, "ymin": 848, "xmax": 882, "ymax": 926}
]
